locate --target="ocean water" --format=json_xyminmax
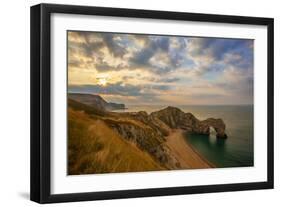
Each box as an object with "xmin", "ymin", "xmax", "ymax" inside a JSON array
[{"xmin": 113, "ymin": 105, "xmax": 254, "ymax": 168}]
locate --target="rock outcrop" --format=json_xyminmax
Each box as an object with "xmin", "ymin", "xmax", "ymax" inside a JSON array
[
  {"xmin": 151, "ymin": 106, "xmax": 227, "ymax": 139},
  {"xmin": 103, "ymin": 106, "xmax": 227, "ymax": 169},
  {"xmin": 68, "ymin": 97, "xmax": 227, "ymax": 171},
  {"xmin": 106, "ymin": 106, "xmax": 227, "ymax": 168},
  {"xmin": 200, "ymin": 118, "xmax": 227, "ymax": 138},
  {"xmin": 104, "ymin": 117, "xmax": 180, "ymax": 169}
]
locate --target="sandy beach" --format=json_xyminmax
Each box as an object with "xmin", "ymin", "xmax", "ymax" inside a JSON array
[{"xmin": 166, "ymin": 129, "xmax": 214, "ymax": 169}]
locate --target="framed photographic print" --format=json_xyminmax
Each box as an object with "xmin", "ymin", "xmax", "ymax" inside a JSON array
[{"xmin": 30, "ymin": 3, "xmax": 274, "ymax": 203}]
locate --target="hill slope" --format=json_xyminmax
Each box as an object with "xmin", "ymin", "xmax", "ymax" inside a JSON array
[
  {"xmin": 69, "ymin": 93, "xmax": 125, "ymax": 111},
  {"xmin": 68, "ymin": 97, "xmax": 227, "ymax": 174},
  {"xmin": 68, "ymin": 108, "xmax": 164, "ymax": 174}
]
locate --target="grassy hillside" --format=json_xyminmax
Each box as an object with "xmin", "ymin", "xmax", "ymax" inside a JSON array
[
  {"xmin": 67, "ymin": 97, "xmax": 215, "ymax": 174},
  {"xmin": 68, "ymin": 108, "xmax": 164, "ymax": 175}
]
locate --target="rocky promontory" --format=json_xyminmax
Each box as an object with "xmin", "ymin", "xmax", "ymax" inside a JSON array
[
  {"xmin": 68, "ymin": 98, "xmax": 227, "ymax": 172},
  {"xmin": 104, "ymin": 106, "xmax": 227, "ymax": 169},
  {"xmin": 151, "ymin": 106, "xmax": 227, "ymax": 138}
]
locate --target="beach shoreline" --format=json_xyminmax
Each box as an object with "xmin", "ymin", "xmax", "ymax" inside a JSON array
[{"xmin": 166, "ymin": 129, "xmax": 215, "ymax": 169}]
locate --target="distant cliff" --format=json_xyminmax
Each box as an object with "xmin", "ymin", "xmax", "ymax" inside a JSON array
[{"xmin": 68, "ymin": 93, "xmax": 125, "ymax": 111}]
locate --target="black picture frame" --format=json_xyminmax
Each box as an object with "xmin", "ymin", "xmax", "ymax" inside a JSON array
[{"xmin": 30, "ymin": 3, "xmax": 274, "ymax": 204}]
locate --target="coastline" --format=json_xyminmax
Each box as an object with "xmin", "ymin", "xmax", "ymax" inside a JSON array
[{"xmin": 166, "ymin": 129, "xmax": 215, "ymax": 169}]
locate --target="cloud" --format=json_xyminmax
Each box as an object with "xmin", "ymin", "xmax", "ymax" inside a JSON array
[
  {"xmin": 215, "ymin": 66, "xmax": 254, "ymax": 96},
  {"xmin": 68, "ymin": 31, "xmax": 128, "ymax": 58},
  {"xmin": 187, "ymin": 38, "xmax": 253, "ymax": 75},
  {"xmin": 68, "ymin": 82, "xmax": 170, "ymax": 97},
  {"xmin": 188, "ymin": 38, "xmax": 250, "ymax": 60},
  {"xmin": 68, "ymin": 32, "xmax": 191, "ymax": 74},
  {"xmin": 102, "ymin": 33, "xmax": 127, "ymax": 57},
  {"xmin": 68, "ymin": 31, "xmax": 104, "ymax": 56},
  {"xmin": 68, "ymin": 31, "xmax": 131, "ymax": 72},
  {"xmin": 130, "ymin": 36, "xmax": 187, "ymax": 74},
  {"xmin": 68, "ymin": 31, "xmax": 253, "ymax": 76},
  {"xmin": 68, "ymin": 31, "xmax": 254, "ymax": 105},
  {"xmin": 159, "ymin": 77, "xmax": 180, "ymax": 83}
]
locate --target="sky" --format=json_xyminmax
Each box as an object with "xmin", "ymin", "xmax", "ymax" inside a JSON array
[{"xmin": 68, "ymin": 31, "xmax": 253, "ymax": 105}]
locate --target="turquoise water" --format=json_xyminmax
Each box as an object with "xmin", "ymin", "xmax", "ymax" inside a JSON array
[{"xmin": 114, "ymin": 105, "xmax": 254, "ymax": 168}]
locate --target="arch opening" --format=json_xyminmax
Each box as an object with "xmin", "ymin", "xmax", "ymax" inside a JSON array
[{"xmin": 209, "ymin": 126, "xmax": 217, "ymax": 138}]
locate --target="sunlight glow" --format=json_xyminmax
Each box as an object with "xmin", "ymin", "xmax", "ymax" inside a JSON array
[{"xmin": 97, "ymin": 77, "xmax": 107, "ymax": 86}]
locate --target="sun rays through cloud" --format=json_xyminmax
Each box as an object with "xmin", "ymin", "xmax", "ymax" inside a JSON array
[{"xmin": 68, "ymin": 31, "xmax": 253, "ymax": 105}]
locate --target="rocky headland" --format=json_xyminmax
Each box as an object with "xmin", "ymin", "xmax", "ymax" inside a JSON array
[
  {"xmin": 68, "ymin": 96, "xmax": 228, "ymax": 174},
  {"xmin": 69, "ymin": 93, "xmax": 126, "ymax": 111}
]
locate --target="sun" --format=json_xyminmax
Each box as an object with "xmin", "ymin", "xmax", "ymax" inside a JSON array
[{"xmin": 97, "ymin": 77, "xmax": 107, "ymax": 86}]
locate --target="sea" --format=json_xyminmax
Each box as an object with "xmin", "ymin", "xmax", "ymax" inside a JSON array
[{"xmin": 112, "ymin": 105, "xmax": 254, "ymax": 168}]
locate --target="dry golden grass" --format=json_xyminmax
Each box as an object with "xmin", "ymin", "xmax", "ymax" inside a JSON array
[{"xmin": 68, "ymin": 108, "xmax": 164, "ymax": 175}]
